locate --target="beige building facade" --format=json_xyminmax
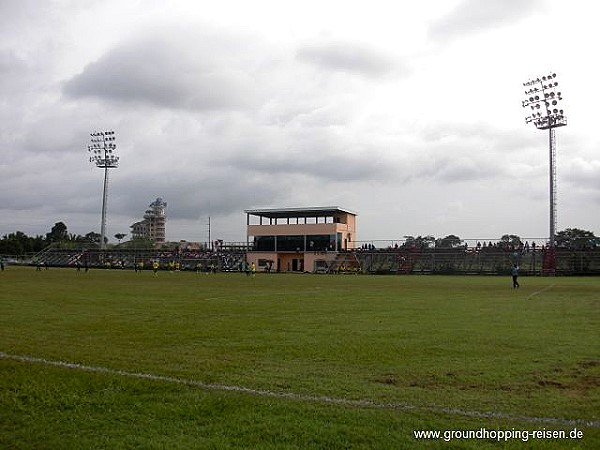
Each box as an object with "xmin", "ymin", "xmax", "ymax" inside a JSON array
[
  {"xmin": 130, "ymin": 198, "xmax": 167, "ymax": 244},
  {"xmin": 245, "ymin": 206, "xmax": 357, "ymax": 273}
]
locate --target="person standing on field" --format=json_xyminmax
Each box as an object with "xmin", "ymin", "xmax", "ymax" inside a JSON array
[{"xmin": 511, "ymin": 264, "xmax": 520, "ymax": 288}]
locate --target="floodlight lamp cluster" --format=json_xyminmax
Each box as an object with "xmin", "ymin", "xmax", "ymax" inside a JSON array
[
  {"xmin": 522, "ymin": 72, "xmax": 566, "ymax": 130},
  {"xmin": 90, "ymin": 131, "xmax": 115, "ymax": 137},
  {"xmin": 88, "ymin": 130, "xmax": 119, "ymax": 168}
]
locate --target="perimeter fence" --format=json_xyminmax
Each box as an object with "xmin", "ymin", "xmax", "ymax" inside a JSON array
[
  {"xmin": 5, "ymin": 238, "xmax": 600, "ymax": 275},
  {"xmin": 355, "ymin": 248, "xmax": 600, "ymax": 275}
]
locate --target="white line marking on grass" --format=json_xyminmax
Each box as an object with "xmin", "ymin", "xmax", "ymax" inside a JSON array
[
  {"xmin": 527, "ymin": 284, "xmax": 556, "ymax": 300},
  {"xmin": 2, "ymin": 352, "xmax": 598, "ymax": 429}
]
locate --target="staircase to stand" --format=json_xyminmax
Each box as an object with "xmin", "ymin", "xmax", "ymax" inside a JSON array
[
  {"xmin": 332, "ymin": 252, "xmax": 361, "ymax": 273},
  {"xmin": 542, "ymin": 247, "xmax": 556, "ymax": 275}
]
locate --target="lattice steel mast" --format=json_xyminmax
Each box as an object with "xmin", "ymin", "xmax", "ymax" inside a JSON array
[
  {"xmin": 522, "ymin": 72, "xmax": 566, "ymax": 247},
  {"xmin": 88, "ymin": 131, "xmax": 119, "ymax": 249}
]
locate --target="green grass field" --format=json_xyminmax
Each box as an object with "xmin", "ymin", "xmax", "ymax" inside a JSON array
[{"xmin": 1, "ymin": 267, "xmax": 598, "ymax": 449}]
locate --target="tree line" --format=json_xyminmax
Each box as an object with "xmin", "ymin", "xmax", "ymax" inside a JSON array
[
  {"xmin": 0, "ymin": 222, "xmax": 126, "ymax": 255},
  {"xmin": 399, "ymin": 229, "xmax": 597, "ymax": 250}
]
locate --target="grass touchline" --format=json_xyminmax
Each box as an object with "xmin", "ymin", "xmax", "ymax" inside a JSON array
[{"xmin": 2, "ymin": 351, "xmax": 598, "ymax": 429}]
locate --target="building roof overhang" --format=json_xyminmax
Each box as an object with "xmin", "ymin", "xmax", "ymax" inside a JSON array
[{"xmin": 244, "ymin": 206, "xmax": 356, "ymax": 219}]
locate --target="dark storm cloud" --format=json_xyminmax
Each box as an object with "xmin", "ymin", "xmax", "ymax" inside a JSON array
[
  {"xmin": 388, "ymin": 120, "xmax": 527, "ymax": 184},
  {"xmin": 15, "ymin": 111, "xmax": 94, "ymax": 156},
  {"xmin": 427, "ymin": 155, "xmax": 498, "ymax": 183},
  {"xmin": 389, "ymin": 150, "xmax": 500, "ymax": 185},
  {"xmin": 428, "ymin": 0, "xmax": 545, "ymax": 42},
  {"xmin": 0, "ymin": 46, "xmax": 49, "ymax": 99},
  {"xmin": 0, "ymin": 154, "xmax": 98, "ymax": 215},
  {"xmin": 111, "ymin": 166, "xmax": 286, "ymax": 222},
  {"xmin": 63, "ymin": 28, "xmax": 263, "ymax": 111},
  {"xmin": 199, "ymin": 118, "xmax": 398, "ymax": 184},
  {"xmin": 296, "ymin": 39, "xmax": 405, "ymax": 77},
  {"xmin": 233, "ymin": 149, "xmax": 390, "ymax": 183},
  {"xmin": 562, "ymin": 158, "xmax": 600, "ymax": 201}
]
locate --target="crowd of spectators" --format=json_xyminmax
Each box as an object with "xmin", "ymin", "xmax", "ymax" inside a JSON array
[{"xmin": 356, "ymin": 240, "xmax": 551, "ymax": 254}]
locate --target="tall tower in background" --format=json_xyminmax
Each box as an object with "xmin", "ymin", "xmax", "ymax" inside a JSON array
[
  {"xmin": 522, "ymin": 72, "xmax": 567, "ymax": 247},
  {"xmin": 131, "ymin": 198, "xmax": 167, "ymax": 244},
  {"xmin": 88, "ymin": 130, "xmax": 119, "ymax": 249}
]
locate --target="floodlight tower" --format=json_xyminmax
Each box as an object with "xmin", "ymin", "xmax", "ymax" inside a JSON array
[
  {"xmin": 88, "ymin": 131, "xmax": 119, "ymax": 249},
  {"xmin": 522, "ymin": 72, "xmax": 566, "ymax": 248}
]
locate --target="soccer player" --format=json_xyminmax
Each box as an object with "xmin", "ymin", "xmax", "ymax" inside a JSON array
[
  {"xmin": 152, "ymin": 260, "xmax": 159, "ymax": 276},
  {"xmin": 511, "ymin": 264, "xmax": 520, "ymax": 288}
]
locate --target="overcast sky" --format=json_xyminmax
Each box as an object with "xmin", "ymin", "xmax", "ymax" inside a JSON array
[{"xmin": 1, "ymin": 0, "xmax": 598, "ymax": 244}]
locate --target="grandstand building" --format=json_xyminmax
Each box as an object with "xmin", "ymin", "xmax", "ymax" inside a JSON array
[
  {"xmin": 130, "ymin": 198, "xmax": 167, "ymax": 244},
  {"xmin": 245, "ymin": 207, "xmax": 357, "ymax": 272}
]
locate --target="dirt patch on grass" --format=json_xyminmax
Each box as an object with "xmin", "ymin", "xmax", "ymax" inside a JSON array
[
  {"xmin": 537, "ymin": 379, "xmax": 567, "ymax": 389},
  {"xmin": 372, "ymin": 375, "xmax": 400, "ymax": 386},
  {"xmin": 578, "ymin": 359, "xmax": 599, "ymax": 369},
  {"xmin": 532, "ymin": 359, "xmax": 600, "ymax": 395},
  {"xmin": 372, "ymin": 374, "xmax": 455, "ymax": 389}
]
